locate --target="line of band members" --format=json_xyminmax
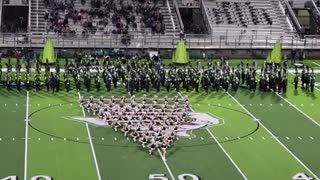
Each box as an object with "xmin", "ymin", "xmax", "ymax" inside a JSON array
[{"xmin": 0, "ymin": 58, "xmax": 316, "ymax": 93}]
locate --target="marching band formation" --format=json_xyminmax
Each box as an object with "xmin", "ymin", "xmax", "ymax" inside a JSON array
[
  {"xmin": 80, "ymin": 95, "xmax": 191, "ymax": 156},
  {"xmin": 0, "ymin": 55, "xmax": 317, "ymax": 94}
]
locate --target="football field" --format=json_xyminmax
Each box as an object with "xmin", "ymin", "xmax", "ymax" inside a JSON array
[{"xmin": 1, "ymin": 61, "xmax": 320, "ymax": 180}]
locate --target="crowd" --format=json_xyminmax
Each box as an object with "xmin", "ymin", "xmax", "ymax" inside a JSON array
[
  {"xmin": 44, "ymin": 0, "xmax": 166, "ymax": 40},
  {"xmin": 0, "ymin": 54, "xmax": 316, "ymax": 94},
  {"xmin": 80, "ymin": 95, "xmax": 190, "ymax": 156},
  {"xmin": 44, "ymin": 0, "xmax": 77, "ymax": 35}
]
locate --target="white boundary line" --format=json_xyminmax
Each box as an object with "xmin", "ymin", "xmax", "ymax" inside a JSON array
[
  {"xmin": 178, "ymin": 92, "xmax": 247, "ymax": 179},
  {"xmin": 276, "ymin": 93, "xmax": 320, "ymax": 128},
  {"xmin": 226, "ymin": 92, "xmax": 320, "ymax": 180},
  {"xmin": 24, "ymin": 91, "xmax": 29, "ymax": 180},
  {"xmin": 206, "ymin": 128, "xmax": 248, "ymax": 180},
  {"xmin": 157, "ymin": 149, "xmax": 176, "ymax": 180},
  {"xmin": 78, "ymin": 92, "xmax": 102, "ymax": 180}
]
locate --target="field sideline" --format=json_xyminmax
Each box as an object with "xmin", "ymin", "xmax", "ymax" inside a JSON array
[{"xmin": 0, "ymin": 59, "xmax": 320, "ymax": 180}]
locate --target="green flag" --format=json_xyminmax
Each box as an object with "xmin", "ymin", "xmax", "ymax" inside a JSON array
[
  {"xmin": 41, "ymin": 38, "xmax": 56, "ymax": 64},
  {"xmin": 172, "ymin": 40, "xmax": 189, "ymax": 64},
  {"xmin": 267, "ymin": 39, "xmax": 282, "ymax": 64}
]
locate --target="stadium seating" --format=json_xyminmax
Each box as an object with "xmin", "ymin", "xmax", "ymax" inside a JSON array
[
  {"xmin": 203, "ymin": 0, "xmax": 297, "ymax": 39},
  {"xmin": 29, "ymin": 0, "xmax": 181, "ymax": 40}
]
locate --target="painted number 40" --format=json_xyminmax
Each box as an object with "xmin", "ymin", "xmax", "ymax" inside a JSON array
[
  {"xmin": 1, "ymin": 175, "xmax": 52, "ymax": 180},
  {"xmin": 149, "ymin": 173, "xmax": 200, "ymax": 180}
]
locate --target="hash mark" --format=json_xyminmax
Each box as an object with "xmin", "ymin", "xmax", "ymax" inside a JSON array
[
  {"xmin": 262, "ymin": 137, "xmax": 265, "ymax": 140},
  {"xmin": 286, "ymin": 137, "xmax": 290, "ymax": 140},
  {"xmin": 298, "ymin": 136, "xmax": 302, "ymax": 140},
  {"xmin": 310, "ymin": 136, "xmax": 314, "ymax": 140},
  {"xmin": 249, "ymin": 137, "xmax": 253, "ymax": 140},
  {"xmin": 102, "ymin": 138, "xmax": 104, "ymax": 141},
  {"xmin": 225, "ymin": 137, "xmax": 229, "ymax": 140}
]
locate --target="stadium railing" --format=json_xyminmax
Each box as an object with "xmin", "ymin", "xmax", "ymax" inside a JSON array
[
  {"xmin": 199, "ymin": 0, "xmax": 212, "ymax": 34},
  {"xmin": 312, "ymin": 0, "xmax": 320, "ymax": 15},
  {"xmin": 173, "ymin": 0, "xmax": 184, "ymax": 31},
  {"xmin": 0, "ymin": 0, "xmax": 2, "ymax": 30},
  {"xmin": 1, "ymin": 30, "xmax": 320, "ymax": 49},
  {"xmin": 282, "ymin": 0, "xmax": 302, "ymax": 36}
]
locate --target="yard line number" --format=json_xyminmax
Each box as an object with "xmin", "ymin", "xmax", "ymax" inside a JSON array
[
  {"xmin": 1, "ymin": 175, "xmax": 52, "ymax": 180},
  {"xmin": 149, "ymin": 173, "xmax": 199, "ymax": 180}
]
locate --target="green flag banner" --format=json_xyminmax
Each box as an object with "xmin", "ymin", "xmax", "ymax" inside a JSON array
[
  {"xmin": 266, "ymin": 39, "xmax": 282, "ymax": 64},
  {"xmin": 42, "ymin": 38, "xmax": 56, "ymax": 64},
  {"xmin": 172, "ymin": 40, "xmax": 189, "ymax": 64}
]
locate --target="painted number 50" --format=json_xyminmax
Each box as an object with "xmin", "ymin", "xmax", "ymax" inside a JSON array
[{"xmin": 149, "ymin": 173, "xmax": 200, "ymax": 180}]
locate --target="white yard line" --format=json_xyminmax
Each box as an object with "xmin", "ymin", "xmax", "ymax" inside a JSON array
[
  {"xmin": 178, "ymin": 92, "xmax": 247, "ymax": 179},
  {"xmin": 226, "ymin": 92, "xmax": 320, "ymax": 180},
  {"xmin": 312, "ymin": 61, "xmax": 320, "ymax": 67},
  {"xmin": 24, "ymin": 91, "xmax": 29, "ymax": 180},
  {"xmin": 206, "ymin": 128, "xmax": 248, "ymax": 180},
  {"xmin": 78, "ymin": 92, "xmax": 102, "ymax": 180},
  {"xmin": 276, "ymin": 93, "xmax": 320, "ymax": 128},
  {"xmin": 157, "ymin": 149, "xmax": 176, "ymax": 180}
]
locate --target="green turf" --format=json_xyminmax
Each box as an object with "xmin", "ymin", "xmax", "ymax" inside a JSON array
[
  {"xmin": 27, "ymin": 90, "xmax": 98, "ymax": 180},
  {"xmin": 1, "ymin": 58, "xmax": 320, "ymax": 180},
  {"xmin": 0, "ymin": 90, "xmax": 26, "ymax": 179},
  {"xmin": 229, "ymin": 88, "xmax": 320, "ymax": 178},
  {"xmin": 166, "ymin": 129, "xmax": 244, "ymax": 180},
  {"xmin": 181, "ymin": 90, "xmax": 313, "ymax": 179}
]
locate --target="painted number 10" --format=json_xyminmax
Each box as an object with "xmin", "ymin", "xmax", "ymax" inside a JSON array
[
  {"xmin": 149, "ymin": 173, "xmax": 200, "ymax": 180},
  {"xmin": 1, "ymin": 175, "xmax": 52, "ymax": 180}
]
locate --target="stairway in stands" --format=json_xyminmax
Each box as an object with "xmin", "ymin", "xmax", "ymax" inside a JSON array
[
  {"xmin": 269, "ymin": 0, "xmax": 298, "ymax": 37},
  {"xmin": 157, "ymin": 0, "xmax": 181, "ymax": 36},
  {"xmin": 30, "ymin": 0, "xmax": 46, "ymax": 32}
]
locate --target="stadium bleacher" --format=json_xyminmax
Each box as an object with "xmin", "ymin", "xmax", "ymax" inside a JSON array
[
  {"xmin": 203, "ymin": 0, "xmax": 297, "ymax": 39},
  {"xmin": 30, "ymin": 0, "xmax": 181, "ymax": 40}
]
